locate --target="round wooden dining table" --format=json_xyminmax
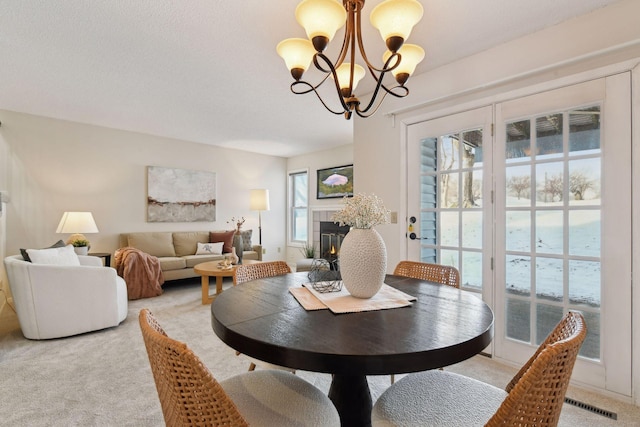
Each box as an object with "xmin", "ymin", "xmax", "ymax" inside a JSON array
[{"xmin": 211, "ymin": 272, "xmax": 494, "ymax": 427}]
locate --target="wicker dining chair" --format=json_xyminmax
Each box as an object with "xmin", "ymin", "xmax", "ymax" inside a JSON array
[
  {"xmin": 139, "ymin": 309, "xmax": 339, "ymax": 427},
  {"xmin": 233, "ymin": 260, "xmax": 294, "ymax": 372},
  {"xmin": 390, "ymin": 260, "xmax": 460, "ymax": 383},
  {"xmin": 233, "ymin": 260, "xmax": 292, "ymax": 285},
  {"xmin": 393, "ymin": 260, "xmax": 460, "ymax": 288},
  {"xmin": 372, "ymin": 311, "xmax": 587, "ymax": 427}
]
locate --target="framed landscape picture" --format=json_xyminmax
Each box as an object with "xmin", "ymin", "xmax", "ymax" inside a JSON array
[{"xmin": 317, "ymin": 164, "xmax": 353, "ymax": 199}]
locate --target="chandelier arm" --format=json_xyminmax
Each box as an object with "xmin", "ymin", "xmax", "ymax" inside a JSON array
[
  {"xmin": 315, "ymin": 93, "xmax": 352, "ymax": 116},
  {"xmin": 354, "ymin": 85, "xmax": 409, "ymax": 119},
  {"xmin": 291, "ymin": 81, "xmax": 349, "ymax": 116},
  {"xmin": 366, "ymin": 57, "xmax": 400, "ymax": 86},
  {"xmin": 373, "ymin": 66, "xmax": 411, "ymax": 98},
  {"xmin": 290, "ymin": 80, "xmax": 320, "ymax": 96},
  {"xmin": 355, "ymin": 72, "xmax": 390, "ymax": 115},
  {"xmin": 355, "ymin": 95, "xmax": 387, "ymax": 118},
  {"xmin": 380, "ymin": 84, "xmax": 410, "ymax": 98},
  {"xmin": 355, "ymin": 86, "xmax": 410, "ymax": 118},
  {"xmin": 313, "ymin": 52, "xmax": 354, "ymax": 113},
  {"xmin": 290, "ymin": 57, "xmax": 339, "ymax": 95},
  {"xmin": 312, "ymin": 54, "xmax": 334, "ymax": 77},
  {"xmin": 362, "ymin": 53, "xmax": 402, "ymax": 96},
  {"xmin": 356, "ymin": 77, "xmax": 409, "ymax": 116}
]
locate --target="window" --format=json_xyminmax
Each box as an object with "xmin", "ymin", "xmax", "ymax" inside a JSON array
[{"xmin": 289, "ymin": 170, "xmax": 308, "ymax": 243}]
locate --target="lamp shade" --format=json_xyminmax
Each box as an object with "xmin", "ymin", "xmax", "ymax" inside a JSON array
[
  {"xmin": 383, "ymin": 43, "xmax": 425, "ymax": 76},
  {"xmin": 296, "ymin": 0, "xmax": 346, "ymax": 43},
  {"xmin": 250, "ymin": 189, "xmax": 270, "ymax": 211},
  {"xmin": 370, "ymin": 0, "xmax": 424, "ymax": 45},
  {"xmin": 334, "ymin": 63, "xmax": 366, "ymax": 92},
  {"xmin": 277, "ymin": 38, "xmax": 316, "ymax": 73},
  {"xmin": 56, "ymin": 212, "xmax": 99, "ymax": 234}
]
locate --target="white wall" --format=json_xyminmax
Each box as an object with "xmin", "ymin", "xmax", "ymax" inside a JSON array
[
  {"xmin": 0, "ymin": 110, "xmax": 287, "ymax": 264},
  {"xmin": 286, "ymin": 143, "xmax": 353, "ymax": 264}
]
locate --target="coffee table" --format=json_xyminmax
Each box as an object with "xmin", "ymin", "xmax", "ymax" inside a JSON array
[{"xmin": 195, "ymin": 260, "xmax": 260, "ymax": 304}]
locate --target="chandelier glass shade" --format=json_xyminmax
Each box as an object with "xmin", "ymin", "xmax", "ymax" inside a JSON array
[{"xmin": 277, "ymin": 0, "xmax": 425, "ymax": 119}]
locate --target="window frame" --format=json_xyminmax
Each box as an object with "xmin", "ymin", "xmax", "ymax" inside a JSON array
[{"xmin": 287, "ymin": 168, "xmax": 309, "ymax": 246}]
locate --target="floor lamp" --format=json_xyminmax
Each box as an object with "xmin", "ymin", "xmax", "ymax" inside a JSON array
[{"xmin": 250, "ymin": 189, "xmax": 270, "ymax": 245}]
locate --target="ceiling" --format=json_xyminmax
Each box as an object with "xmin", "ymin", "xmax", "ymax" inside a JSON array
[{"xmin": 0, "ymin": 0, "xmax": 622, "ymax": 158}]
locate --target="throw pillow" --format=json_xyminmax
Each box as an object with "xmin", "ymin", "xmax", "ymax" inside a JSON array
[
  {"xmin": 195, "ymin": 242, "xmax": 224, "ymax": 255},
  {"xmin": 20, "ymin": 240, "xmax": 66, "ymax": 262},
  {"xmin": 26, "ymin": 244, "xmax": 81, "ymax": 266},
  {"xmin": 209, "ymin": 230, "xmax": 235, "ymax": 254},
  {"xmin": 240, "ymin": 229, "xmax": 253, "ymax": 251}
]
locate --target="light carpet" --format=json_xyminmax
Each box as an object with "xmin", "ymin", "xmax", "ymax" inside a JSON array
[{"xmin": 1, "ymin": 279, "xmax": 639, "ymax": 426}]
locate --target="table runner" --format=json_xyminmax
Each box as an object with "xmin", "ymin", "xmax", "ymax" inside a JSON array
[{"xmin": 289, "ymin": 282, "xmax": 416, "ymax": 314}]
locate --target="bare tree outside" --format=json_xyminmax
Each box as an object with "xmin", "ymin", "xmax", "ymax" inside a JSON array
[
  {"xmin": 538, "ymin": 173, "xmax": 563, "ymax": 202},
  {"xmin": 462, "ymin": 143, "xmax": 476, "ymax": 207},
  {"xmin": 569, "ymin": 170, "xmax": 594, "ymax": 200},
  {"xmin": 507, "ymin": 175, "xmax": 531, "ymax": 199},
  {"xmin": 439, "ymin": 136, "xmax": 457, "ymax": 207}
]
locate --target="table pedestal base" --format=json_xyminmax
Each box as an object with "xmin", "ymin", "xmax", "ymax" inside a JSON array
[{"xmin": 329, "ymin": 374, "xmax": 372, "ymax": 427}]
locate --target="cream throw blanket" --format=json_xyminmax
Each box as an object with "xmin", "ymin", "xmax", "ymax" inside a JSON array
[{"xmin": 114, "ymin": 247, "xmax": 164, "ymax": 300}]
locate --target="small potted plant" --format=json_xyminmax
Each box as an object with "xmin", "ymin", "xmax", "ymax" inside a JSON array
[
  {"xmin": 300, "ymin": 241, "xmax": 316, "ymax": 259},
  {"xmin": 70, "ymin": 238, "xmax": 90, "ymax": 255}
]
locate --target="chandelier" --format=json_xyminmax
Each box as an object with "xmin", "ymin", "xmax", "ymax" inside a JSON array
[{"xmin": 277, "ymin": 0, "xmax": 425, "ymax": 120}]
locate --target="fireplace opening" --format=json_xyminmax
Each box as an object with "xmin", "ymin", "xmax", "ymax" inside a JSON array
[{"xmin": 319, "ymin": 222, "xmax": 350, "ymax": 267}]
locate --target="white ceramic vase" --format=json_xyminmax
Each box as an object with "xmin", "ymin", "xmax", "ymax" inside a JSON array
[
  {"xmin": 339, "ymin": 228, "xmax": 387, "ymax": 298},
  {"xmin": 229, "ymin": 247, "xmax": 240, "ymax": 265}
]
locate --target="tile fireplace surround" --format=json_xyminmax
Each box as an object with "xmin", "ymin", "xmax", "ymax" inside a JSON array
[{"xmin": 312, "ymin": 209, "xmax": 339, "ymax": 255}]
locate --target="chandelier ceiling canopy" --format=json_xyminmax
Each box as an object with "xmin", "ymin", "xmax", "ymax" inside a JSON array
[{"xmin": 277, "ymin": 0, "xmax": 425, "ymax": 119}]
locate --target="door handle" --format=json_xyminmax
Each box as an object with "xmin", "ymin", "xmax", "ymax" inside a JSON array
[{"xmin": 408, "ymin": 216, "xmax": 418, "ymax": 240}]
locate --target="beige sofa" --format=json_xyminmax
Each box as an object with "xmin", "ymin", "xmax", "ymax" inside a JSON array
[{"xmin": 118, "ymin": 231, "xmax": 262, "ymax": 281}]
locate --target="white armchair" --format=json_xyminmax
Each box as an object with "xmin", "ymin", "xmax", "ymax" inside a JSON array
[{"xmin": 4, "ymin": 254, "xmax": 128, "ymax": 339}]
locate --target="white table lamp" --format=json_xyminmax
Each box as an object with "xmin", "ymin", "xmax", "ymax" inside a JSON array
[
  {"xmin": 250, "ymin": 189, "xmax": 270, "ymax": 245},
  {"xmin": 56, "ymin": 212, "xmax": 99, "ymax": 248}
]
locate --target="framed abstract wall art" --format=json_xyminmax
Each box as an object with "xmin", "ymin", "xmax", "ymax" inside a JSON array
[{"xmin": 147, "ymin": 166, "xmax": 216, "ymax": 222}]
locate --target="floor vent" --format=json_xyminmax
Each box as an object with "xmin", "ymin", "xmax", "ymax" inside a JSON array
[{"xmin": 564, "ymin": 397, "xmax": 617, "ymax": 420}]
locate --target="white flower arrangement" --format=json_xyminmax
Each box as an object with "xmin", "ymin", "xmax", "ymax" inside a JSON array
[{"xmin": 331, "ymin": 193, "xmax": 390, "ymax": 229}]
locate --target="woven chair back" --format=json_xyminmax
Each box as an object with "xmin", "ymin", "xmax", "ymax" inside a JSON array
[
  {"xmin": 487, "ymin": 311, "xmax": 587, "ymax": 426},
  {"xmin": 394, "ymin": 261, "xmax": 460, "ymax": 288},
  {"xmin": 138, "ymin": 309, "xmax": 248, "ymax": 427},
  {"xmin": 234, "ymin": 261, "xmax": 292, "ymax": 285}
]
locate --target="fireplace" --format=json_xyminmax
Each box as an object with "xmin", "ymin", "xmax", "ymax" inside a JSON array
[{"xmin": 319, "ymin": 221, "xmax": 350, "ymax": 264}]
